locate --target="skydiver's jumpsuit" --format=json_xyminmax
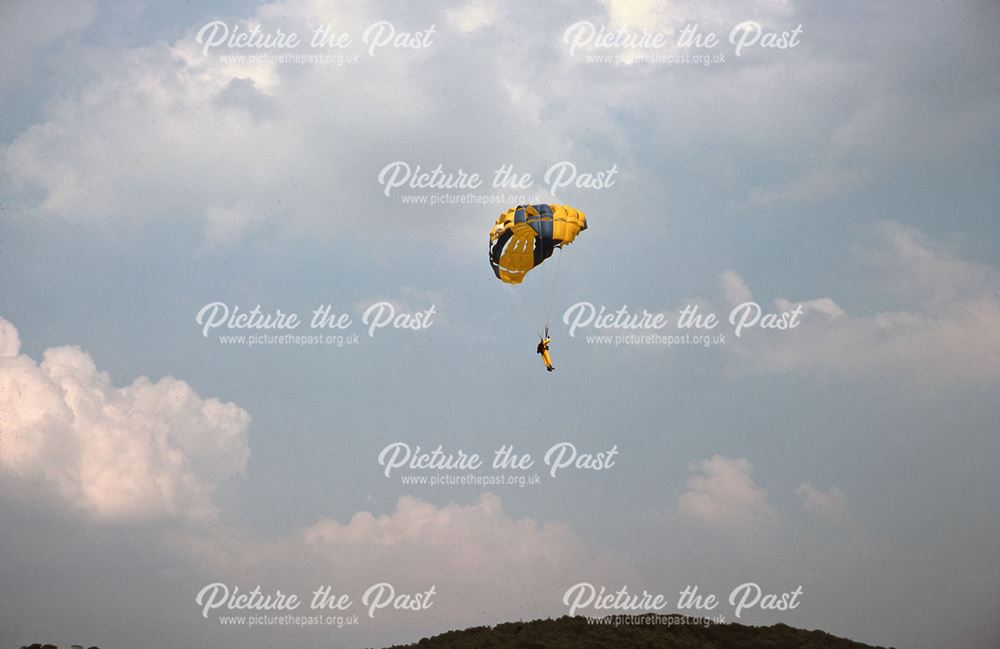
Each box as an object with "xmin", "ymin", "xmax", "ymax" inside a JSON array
[{"xmin": 537, "ymin": 338, "xmax": 554, "ymax": 372}]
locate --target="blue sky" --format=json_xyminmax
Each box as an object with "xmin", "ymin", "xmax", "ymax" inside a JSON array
[{"xmin": 0, "ymin": 1, "xmax": 998, "ymax": 648}]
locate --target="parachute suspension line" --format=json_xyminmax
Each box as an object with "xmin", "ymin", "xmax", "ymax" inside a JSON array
[
  {"xmin": 543, "ymin": 246, "xmax": 555, "ymax": 329},
  {"xmin": 488, "ymin": 203, "xmax": 586, "ymax": 337},
  {"xmin": 543, "ymin": 240, "xmax": 565, "ymax": 330}
]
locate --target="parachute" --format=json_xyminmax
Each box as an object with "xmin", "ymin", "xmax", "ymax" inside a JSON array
[{"xmin": 488, "ymin": 204, "xmax": 587, "ymax": 284}]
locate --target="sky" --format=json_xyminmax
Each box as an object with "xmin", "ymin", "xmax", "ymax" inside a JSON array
[{"xmin": 0, "ymin": 1, "xmax": 998, "ymax": 648}]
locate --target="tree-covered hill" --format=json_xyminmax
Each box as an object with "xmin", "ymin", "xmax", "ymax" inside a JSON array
[{"xmin": 384, "ymin": 614, "xmax": 894, "ymax": 649}]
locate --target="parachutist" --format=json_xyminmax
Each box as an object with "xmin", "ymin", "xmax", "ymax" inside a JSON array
[
  {"xmin": 488, "ymin": 204, "xmax": 586, "ymax": 372},
  {"xmin": 537, "ymin": 330, "xmax": 554, "ymax": 372}
]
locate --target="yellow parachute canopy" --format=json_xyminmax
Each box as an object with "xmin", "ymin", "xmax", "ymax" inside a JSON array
[{"xmin": 488, "ymin": 204, "xmax": 587, "ymax": 284}]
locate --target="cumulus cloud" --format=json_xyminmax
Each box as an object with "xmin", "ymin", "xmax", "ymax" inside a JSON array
[
  {"xmin": 598, "ymin": 0, "xmax": 793, "ymax": 35},
  {"xmin": 678, "ymin": 455, "xmax": 774, "ymax": 528},
  {"xmin": 166, "ymin": 491, "xmax": 629, "ymax": 645},
  {"xmin": 866, "ymin": 221, "xmax": 997, "ymax": 306},
  {"xmin": 0, "ymin": 0, "xmax": 588, "ymax": 252},
  {"xmin": 0, "ymin": 318, "xmax": 20, "ymax": 357},
  {"xmin": 774, "ymin": 296, "xmax": 846, "ymax": 318},
  {"xmin": 600, "ymin": 0, "xmax": 673, "ymax": 32},
  {"xmin": 302, "ymin": 493, "xmax": 587, "ymax": 578},
  {"xmin": 720, "ymin": 270, "xmax": 753, "ymax": 305},
  {"xmin": 0, "ymin": 317, "xmax": 250, "ymax": 520},
  {"xmin": 724, "ymin": 223, "xmax": 1000, "ymax": 384},
  {"xmin": 796, "ymin": 482, "xmax": 849, "ymax": 522},
  {"xmin": 445, "ymin": 0, "xmax": 501, "ymax": 33},
  {"xmin": 0, "ymin": 318, "xmax": 625, "ymax": 644},
  {"xmin": 0, "ymin": 1, "xmax": 96, "ymax": 92},
  {"xmin": 298, "ymin": 492, "xmax": 615, "ymax": 620}
]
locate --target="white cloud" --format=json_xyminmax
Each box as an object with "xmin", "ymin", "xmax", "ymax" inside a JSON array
[
  {"xmin": 300, "ymin": 492, "xmax": 606, "ymax": 604},
  {"xmin": 678, "ymin": 455, "xmax": 774, "ymax": 527},
  {"xmin": 775, "ymin": 297, "xmax": 846, "ymax": 318},
  {"xmin": 0, "ymin": 0, "xmax": 581, "ymax": 252},
  {"xmin": 720, "ymin": 270, "xmax": 753, "ymax": 305},
  {"xmin": 0, "ymin": 1, "xmax": 96, "ymax": 92},
  {"xmin": 867, "ymin": 221, "xmax": 996, "ymax": 306},
  {"xmin": 0, "ymin": 317, "xmax": 627, "ymax": 643},
  {"xmin": 726, "ymin": 223, "xmax": 1000, "ymax": 384},
  {"xmin": 167, "ymin": 491, "xmax": 629, "ymax": 643},
  {"xmin": 796, "ymin": 482, "xmax": 849, "ymax": 522},
  {"xmin": 601, "ymin": 0, "xmax": 673, "ymax": 31},
  {"xmin": 0, "ymin": 317, "xmax": 250, "ymax": 520},
  {"xmin": 599, "ymin": 0, "xmax": 793, "ymax": 34},
  {"xmin": 0, "ymin": 318, "xmax": 20, "ymax": 357},
  {"xmin": 445, "ymin": 0, "xmax": 501, "ymax": 33}
]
